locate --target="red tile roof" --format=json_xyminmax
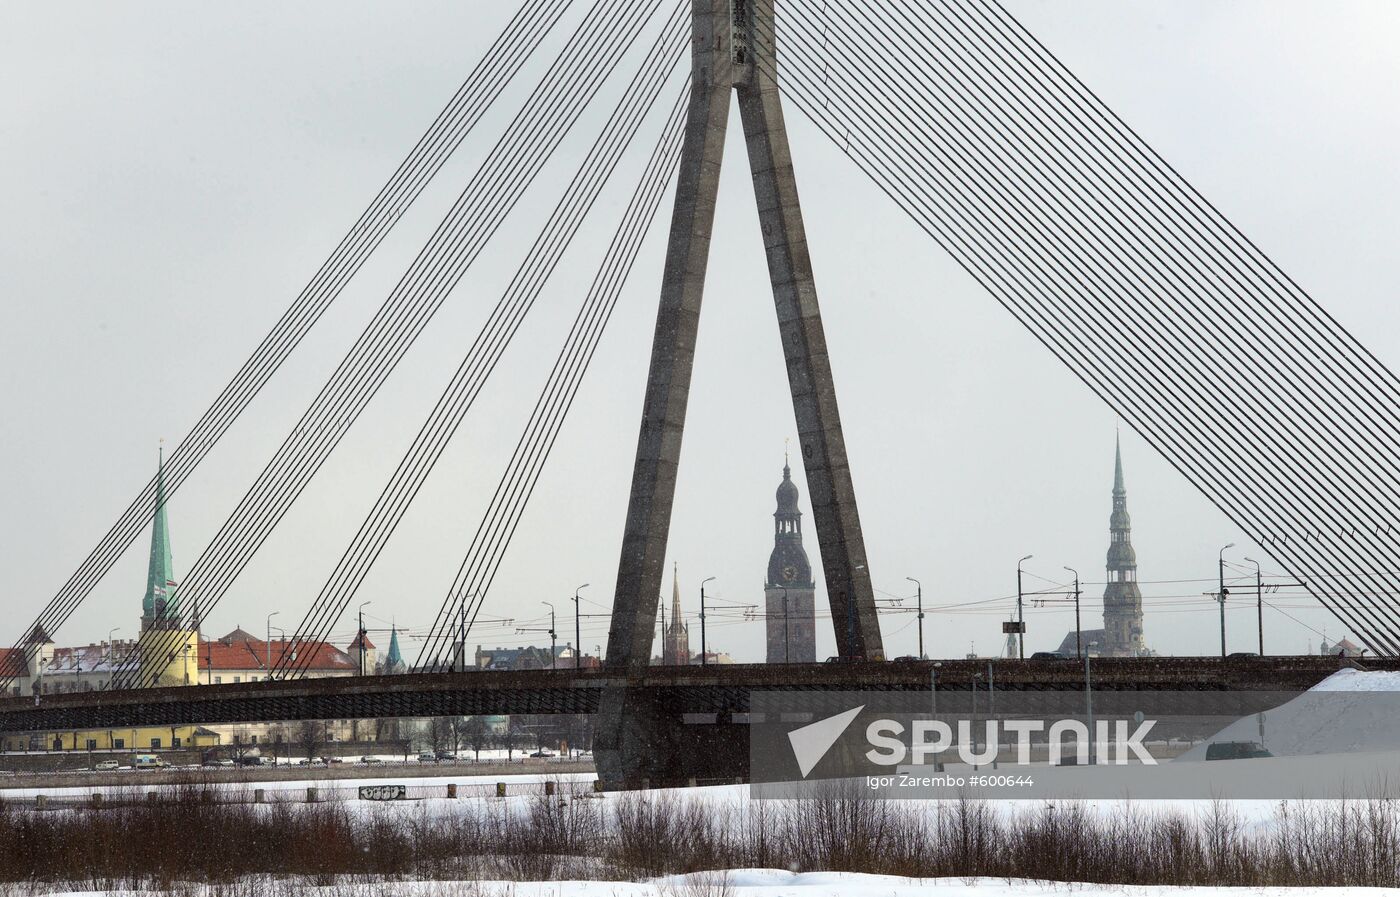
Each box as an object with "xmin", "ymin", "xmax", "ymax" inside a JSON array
[{"xmin": 196, "ymin": 638, "xmax": 354, "ymax": 672}]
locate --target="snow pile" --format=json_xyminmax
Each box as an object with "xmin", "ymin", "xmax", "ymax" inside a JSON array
[
  {"xmin": 1177, "ymin": 668, "xmax": 1400, "ymax": 761},
  {"xmin": 35, "ymin": 872, "xmax": 1400, "ymax": 896}
]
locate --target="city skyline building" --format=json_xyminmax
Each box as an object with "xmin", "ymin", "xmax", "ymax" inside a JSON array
[{"xmin": 764, "ymin": 458, "xmax": 816, "ymax": 663}]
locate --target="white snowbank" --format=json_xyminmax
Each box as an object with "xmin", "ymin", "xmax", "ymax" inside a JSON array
[{"xmin": 36, "ymin": 871, "xmax": 1400, "ymax": 896}]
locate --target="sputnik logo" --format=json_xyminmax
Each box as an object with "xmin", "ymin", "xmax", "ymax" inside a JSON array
[{"xmin": 787, "ymin": 705, "xmax": 864, "ymax": 777}]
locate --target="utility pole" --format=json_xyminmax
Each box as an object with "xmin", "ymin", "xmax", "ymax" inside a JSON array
[
  {"xmin": 1064, "ymin": 566, "xmax": 1082, "ymax": 659},
  {"xmin": 574, "ymin": 584, "xmax": 589, "ymax": 670},
  {"xmin": 1218, "ymin": 543, "xmax": 1234, "ymax": 657},
  {"xmin": 700, "ymin": 577, "xmax": 715, "ymax": 665},
  {"xmin": 906, "ymin": 576, "xmax": 924, "ymax": 659},
  {"xmin": 357, "ymin": 600, "xmax": 371, "ymax": 676},
  {"xmin": 781, "ymin": 586, "xmax": 790, "ymax": 664},
  {"xmin": 1085, "ymin": 641, "xmax": 1098, "ymax": 764},
  {"xmin": 542, "ymin": 602, "xmax": 557, "ymax": 670},
  {"xmin": 1016, "ymin": 555, "xmax": 1033, "ymax": 659},
  {"xmin": 265, "ymin": 611, "xmax": 279, "ymax": 679},
  {"xmin": 1244, "ymin": 557, "xmax": 1262, "ymax": 655}
]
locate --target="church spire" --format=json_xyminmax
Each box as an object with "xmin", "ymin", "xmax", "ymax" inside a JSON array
[
  {"xmin": 142, "ymin": 446, "xmax": 178, "ymax": 627},
  {"xmin": 1113, "ymin": 429, "xmax": 1125, "ymax": 496},
  {"xmin": 671, "ymin": 563, "xmax": 682, "ymax": 630}
]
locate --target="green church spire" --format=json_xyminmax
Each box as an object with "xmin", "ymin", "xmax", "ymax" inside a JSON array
[
  {"xmin": 386, "ymin": 625, "xmax": 403, "ymax": 672},
  {"xmin": 142, "ymin": 447, "xmax": 178, "ymax": 625}
]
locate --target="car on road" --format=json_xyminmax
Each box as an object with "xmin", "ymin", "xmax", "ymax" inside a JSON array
[
  {"xmin": 360, "ymin": 756, "xmax": 383, "ymax": 764},
  {"xmin": 93, "ymin": 760, "xmax": 120, "ymax": 771},
  {"xmin": 435, "ymin": 750, "xmax": 456, "ymax": 761},
  {"xmin": 417, "ymin": 751, "xmax": 437, "ymax": 763},
  {"xmin": 132, "ymin": 754, "xmax": 167, "ymax": 770},
  {"xmin": 528, "ymin": 750, "xmax": 555, "ymax": 759},
  {"xmin": 1205, "ymin": 741, "xmax": 1273, "ymax": 761}
]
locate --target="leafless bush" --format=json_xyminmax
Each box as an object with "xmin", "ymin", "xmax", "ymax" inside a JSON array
[{"xmin": 4, "ymin": 784, "xmax": 1400, "ymax": 889}]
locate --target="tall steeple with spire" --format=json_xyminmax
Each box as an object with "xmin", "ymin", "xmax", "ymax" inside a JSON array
[
  {"xmin": 1102, "ymin": 433, "xmax": 1146, "ymax": 656},
  {"xmin": 765, "ymin": 454, "xmax": 817, "ymax": 663},
  {"xmin": 660, "ymin": 564, "xmax": 690, "ymax": 665},
  {"xmin": 141, "ymin": 447, "xmax": 179, "ymax": 631}
]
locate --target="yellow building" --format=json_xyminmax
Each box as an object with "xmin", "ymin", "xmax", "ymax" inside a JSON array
[{"xmin": 5, "ymin": 724, "xmax": 220, "ymax": 753}]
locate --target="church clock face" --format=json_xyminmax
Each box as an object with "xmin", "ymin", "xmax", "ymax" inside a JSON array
[{"xmin": 782, "ymin": 565, "xmax": 798, "ymax": 582}]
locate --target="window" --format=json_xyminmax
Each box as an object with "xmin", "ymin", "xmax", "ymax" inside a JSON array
[
  {"xmin": 250, "ymin": 735, "xmax": 258, "ymax": 745},
  {"xmin": 172, "ymin": 737, "xmax": 181, "ymax": 748},
  {"xmin": 86, "ymin": 739, "xmax": 97, "ymax": 750},
  {"xmin": 51, "ymin": 737, "xmax": 62, "ymax": 751},
  {"xmin": 150, "ymin": 738, "xmax": 161, "ymax": 749},
  {"xmin": 113, "ymin": 738, "xmax": 125, "ymax": 749},
  {"xmin": 214, "ymin": 677, "xmax": 222, "ymax": 684},
  {"xmin": 233, "ymin": 676, "xmax": 241, "ymax": 683}
]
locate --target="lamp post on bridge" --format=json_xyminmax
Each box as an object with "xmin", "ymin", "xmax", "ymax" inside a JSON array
[
  {"xmin": 700, "ymin": 577, "xmax": 715, "ymax": 666},
  {"xmin": 1016, "ymin": 555, "xmax": 1033, "ymax": 659},
  {"xmin": 573, "ymin": 584, "xmax": 589, "ymax": 670},
  {"xmin": 906, "ymin": 576, "xmax": 924, "ymax": 659},
  {"xmin": 1218, "ymin": 543, "xmax": 1234, "ymax": 657}
]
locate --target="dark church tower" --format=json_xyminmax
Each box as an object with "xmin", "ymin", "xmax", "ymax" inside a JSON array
[
  {"xmin": 1103, "ymin": 435, "xmax": 1147, "ymax": 656},
  {"xmin": 765, "ymin": 459, "xmax": 817, "ymax": 663}
]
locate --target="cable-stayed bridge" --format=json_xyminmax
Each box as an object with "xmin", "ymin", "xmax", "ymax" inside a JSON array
[{"xmin": 4, "ymin": 0, "xmax": 1399, "ymax": 788}]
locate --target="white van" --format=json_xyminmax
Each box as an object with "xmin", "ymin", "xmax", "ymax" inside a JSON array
[{"xmin": 132, "ymin": 754, "xmax": 166, "ymax": 770}]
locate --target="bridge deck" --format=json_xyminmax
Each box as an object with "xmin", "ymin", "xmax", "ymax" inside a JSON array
[{"xmin": 0, "ymin": 656, "xmax": 1380, "ymax": 733}]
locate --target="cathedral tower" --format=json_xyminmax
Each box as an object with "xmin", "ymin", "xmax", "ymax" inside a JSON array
[
  {"xmin": 660, "ymin": 565, "xmax": 690, "ymax": 665},
  {"xmin": 765, "ymin": 458, "xmax": 816, "ymax": 663},
  {"xmin": 1102, "ymin": 435, "xmax": 1146, "ymax": 656},
  {"xmin": 138, "ymin": 447, "xmax": 198, "ymax": 686}
]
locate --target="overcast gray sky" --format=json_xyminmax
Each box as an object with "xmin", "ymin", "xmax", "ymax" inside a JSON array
[{"xmin": 3, "ymin": 1, "xmax": 1399, "ymax": 663}]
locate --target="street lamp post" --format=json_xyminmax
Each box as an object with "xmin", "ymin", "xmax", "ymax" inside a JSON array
[
  {"xmin": 358, "ymin": 601, "xmax": 372, "ymax": 676},
  {"xmin": 1218, "ymin": 543, "xmax": 1235, "ymax": 657},
  {"xmin": 1016, "ymin": 555, "xmax": 1033, "ymax": 659},
  {"xmin": 573, "ymin": 584, "xmax": 589, "ymax": 670},
  {"xmin": 906, "ymin": 577, "xmax": 924, "ymax": 659},
  {"xmin": 1244, "ymin": 557, "xmax": 1263, "ymax": 655},
  {"xmin": 542, "ymin": 602, "xmax": 557, "ymax": 670},
  {"xmin": 700, "ymin": 577, "xmax": 715, "ymax": 665},
  {"xmin": 265, "ymin": 611, "xmax": 280, "ymax": 680},
  {"xmin": 1063, "ymin": 566, "xmax": 1082, "ymax": 659},
  {"xmin": 1085, "ymin": 640, "xmax": 1099, "ymax": 764},
  {"xmin": 269, "ymin": 627, "xmax": 285, "ymax": 682}
]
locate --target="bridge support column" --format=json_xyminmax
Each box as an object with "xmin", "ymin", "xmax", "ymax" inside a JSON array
[{"xmin": 597, "ymin": 0, "xmax": 881, "ymax": 791}]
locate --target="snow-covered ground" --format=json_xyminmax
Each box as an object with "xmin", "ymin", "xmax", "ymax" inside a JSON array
[{"xmin": 32, "ymin": 872, "xmax": 1400, "ymax": 897}]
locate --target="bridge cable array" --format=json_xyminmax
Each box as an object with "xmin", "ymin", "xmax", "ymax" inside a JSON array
[
  {"xmin": 277, "ymin": 2, "xmax": 690, "ymax": 678},
  {"xmin": 110, "ymin": 0, "xmax": 669, "ymax": 688},
  {"xmin": 753, "ymin": 0, "xmax": 1400, "ymax": 653},
  {"xmin": 415, "ymin": 79, "xmax": 692, "ymax": 673},
  {"xmin": 0, "ymin": 0, "xmax": 576, "ymax": 690}
]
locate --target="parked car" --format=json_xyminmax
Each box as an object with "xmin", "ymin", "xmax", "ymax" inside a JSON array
[
  {"xmin": 417, "ymin": 751, "xmax": 437, "ymax": 763},
  {"xmin": 528, "ymin": 750, "xmax": 555, "ymax": 759},
  {"xmin": 435, "ymin": 750, "xmax": 456, "ymax": 761},
  {"xmin": 361, "ymin": 756, "xmax": 383, "ymax": 764},
  {"xmin": 93, "ymin": 760, "xmax": 120, "ymax": 771},
  {"xmin": 1205, "ymin": 741, "xmax": 1273, "ymax": 761}
]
